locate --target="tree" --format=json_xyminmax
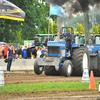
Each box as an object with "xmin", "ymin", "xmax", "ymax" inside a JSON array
[
  {"xmin": 10, "ymin": 30, "xmax": 23, "ymax": 44},
  {"xmin": 95, "ymin": 14, "xmax": 100, "ymax": 25},
  {"xmin": 44, "ymin": 27, "xmax": 48, "ymax": 34},
  {"xmin": 50, "ymin": 21, "xmax": 53, "ymax": 34},
  {"xmin": 92, "ymin": 25, "xmax": 98, "ymax": 34},
  {"xmin": 39, "ymin": 1, "xmax": 49, "ymax": 34},
  {"xmin": 76, "ymin": 23, "xmax": 84, "ymax": 34},
  {"xmin": 0, "ymin": 0, "xmax": 50, "ymax": 43},
  {"xmin": 98, "ymin": 24, "xmax": 100, "ymax": 34},
  {"xmin": 66, "ymin": 28, "xmax": 71, "ymax": 33},
  {"xmin": 53, "ymin": 22, "xmax": 58, "ymax": 34}
]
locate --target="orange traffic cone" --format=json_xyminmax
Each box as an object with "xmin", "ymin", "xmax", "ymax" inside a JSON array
[{"xmin": 89, "ymin": 71, "xmax": 96, "ymax": 89}]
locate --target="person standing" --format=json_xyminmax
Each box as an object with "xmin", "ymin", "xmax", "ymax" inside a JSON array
[
  {"xmin": 23, "ymin": 46, "xmax": 27, "ymax": 59},
  {"xmin": 3, "ymin": 44, "xmax": 8, "ymax": 59},
  {"xmin": 32, "ymin": 46, "xmax": 38, "ymax": 58},
  {"xmin": 13, "ymin": 47, "xmax": 17, "ymax": 59},
  {"xmin": 16, "ymin": 45, "xmax": 23, "ymax": 59},
  {"xmin": 6, "ymin": 44, "xmax": 15, "ymax": 71},
  {"xmin": 27, "ymin": 44, "xmax": 31, "ymax": 59},
  {"xmin": 31, "ymin": 41, "xmax": 35, "ymax": 46},
  {"xmin": 37, "ymin": 46, "xmax": 42, "ymax": 58}
]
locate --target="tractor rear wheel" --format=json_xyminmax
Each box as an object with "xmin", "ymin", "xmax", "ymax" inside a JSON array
[
  {"xmin": 34, "ymin": 59, "xmax": 44, "ymax": 75},
  {"xmin": 71, "ymin": 46, "xmax": 90, "ymax": 76},
  {"xmin": 44, "ymin": 66, "xmax": 60, "ymax": 76}
]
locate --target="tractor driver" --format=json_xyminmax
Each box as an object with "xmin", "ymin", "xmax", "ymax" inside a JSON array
[
  {"xmin": 63, "ymin": 31, "xmax": 71, "ymax": 41},
  {"xmin": 63, "ymin": 31, "xmax": 71, "ymax": 50},
  {"xmin": 62, "ymin": 31, "xmax": 67, "ymax": 39}
]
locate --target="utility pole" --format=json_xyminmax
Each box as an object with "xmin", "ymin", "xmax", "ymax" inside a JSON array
[
  {"xmin": 84, "ymin": 13, "xmax": 90, "ymax": 44},
  {"xmin": 92, "ymin": 7, "xmax": 94, "ymax": 27}
]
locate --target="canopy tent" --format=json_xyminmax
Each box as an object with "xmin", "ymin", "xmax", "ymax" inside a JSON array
[{"xmin": 0, "ymin": 0, "xmax": 25, "ymax": 21}]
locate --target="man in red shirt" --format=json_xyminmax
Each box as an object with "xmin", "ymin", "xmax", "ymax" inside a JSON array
[{"xmin": 3, "ymin": 44, "xmax": 9, "ymax": 59}]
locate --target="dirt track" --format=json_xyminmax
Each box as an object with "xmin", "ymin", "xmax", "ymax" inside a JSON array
[
  {"xmin": 1, "ymin": 71, "xmax": 100, "ymax": 100},
  {"xmin": 4, "ymin": 71, "xmax": 100, "ymax": 84},
  {"xmin": 0, "ymin": 91, "xmax": 100, "ymax": 100}
]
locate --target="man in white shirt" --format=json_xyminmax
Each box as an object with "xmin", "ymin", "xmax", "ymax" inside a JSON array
[{"xmin": 37, "ymin": 46, "xmax": 42, "ymax": 58}]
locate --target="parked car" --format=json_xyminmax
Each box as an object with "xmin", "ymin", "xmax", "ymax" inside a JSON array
[{"xmin": 0, "ymin": 42, "xmax": 7, "ymax": 45}]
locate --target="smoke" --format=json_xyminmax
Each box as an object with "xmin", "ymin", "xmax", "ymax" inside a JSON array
[
  {"xmin": 46, "ymin": 0, "xmax": 100, "ymax": 31},
  {"xmin": 57, "ymin": 17, "xmax": 65, "ymax": 31},
  {"xmin": 72, "ymin": 0, "xmax": 94, "ymax": 13},
  {"xmin": 46, "ymin": 0, "xmax": 100, "ymax": 14},
  {"xmin": 46, "ymin": 0, "xmax": 68, "ymax": 6}
]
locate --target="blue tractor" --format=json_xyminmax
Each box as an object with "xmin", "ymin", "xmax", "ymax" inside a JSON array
[{"xmin": 34, "ymin": 27, "xmax": 100, "ymax": 76}]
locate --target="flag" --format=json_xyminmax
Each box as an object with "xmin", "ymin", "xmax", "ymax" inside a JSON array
[
  {"xmin": 50, "ymin": 4, "xmax": 66, "ymax": 18},
  {"xmin": 0, "ymin": 0, "xmax": 25, "ymax": 21}
]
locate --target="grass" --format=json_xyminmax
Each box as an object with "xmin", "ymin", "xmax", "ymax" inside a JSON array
[
  {"xmin": 0, "ymin": 81, "xmax": 99, "ymax": 93},
  {"xmin": 12, "ymin": 70, "xmax": 20, "ymax": 72}
]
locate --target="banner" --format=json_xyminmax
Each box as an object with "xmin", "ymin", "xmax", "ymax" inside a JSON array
[
  {"xmin": 50, "ymin": 4, "xmax": 66, "ymax": 18},
  {"xmin": 0, "ymin": 0, "xmax": 25, "ymax": 21}
]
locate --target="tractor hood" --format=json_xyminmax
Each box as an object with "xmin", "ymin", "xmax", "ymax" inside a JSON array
[
  {"xmin": 47, "ymin": 39, "xmax": 66, "ymax": 49},
  {"xmin": 47, "ymin": 39, "xmax": 67, "ymax": 57}
]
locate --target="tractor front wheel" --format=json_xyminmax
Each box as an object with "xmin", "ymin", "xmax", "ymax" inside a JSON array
[
  {"xmin": 34, "ymin": 59, "xmax": 44, "ymax": 75},
  {"xmin": 62, "ymin": 60, "xmax": 73, "ymax": 77}
]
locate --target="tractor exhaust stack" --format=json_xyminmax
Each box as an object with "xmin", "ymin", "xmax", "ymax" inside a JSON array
[
  {"xmin": 84, "ymin": 13, "xmax": 90, "ymax": 44},
  {"xmin": 57, "ymin": 32, "xmax": 60, "ymax": 41}
]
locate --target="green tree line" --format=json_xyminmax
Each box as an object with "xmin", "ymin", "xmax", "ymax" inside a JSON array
[
  {"xmin": 76, "ymin": 23, "xmax": 84, "ymax": 34},
  {"xmin": 75, "ymin": 23, "xmax": 100, "ymax": 34},
  {"xmin": 92, "ymin": 25, "xmax": 100, "ymax": 34},
  {"xmin": 0, "ymin": 0, "xmax": 50, "ymax": 44},
  {"xmin": 50, "ymin": 22, "xmax": 58, "ymax": 34},
  {"xmin": 1, "ymin": 0, "xmax": 100, "ymax": 44},
  {"xmin": 0, "ymin": 0, "xmax": 58, "ymax": 44}
]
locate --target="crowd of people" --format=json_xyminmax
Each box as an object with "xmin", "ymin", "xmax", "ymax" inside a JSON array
[
  {"xmin": 0, "ymin": 41, "xmax": 46, "ymax": 72},
  {"xmin": 0, "ymin": 41, "xmax": 46, "ymax": 60}
]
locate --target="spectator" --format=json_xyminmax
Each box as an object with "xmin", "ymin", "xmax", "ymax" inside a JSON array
[
  {"xmin": 32, "ymin": 46, "xmax": 38, "ymax": 58},
  {"xmin": 40, "ymin": 45, "xmax": 46, "ymax": 58},
  {"xmin": 6, "ymin": 44, "xmax": 15, "ymax": 71},
  {"xmin": 42, "ymin": 45, "xmax": 46, "ymax": 54},
  {"xmin": 43, "ymin": 45, "xmax": 46, "ymax": 52},
  {"xmin": 3, "ymin": 44, "xmax": 8, "ymax": 59},
  {"xmin": 37, "ymin": 46, "xmax": 42, "ymax": 58},
  {"xmin": 27, "ymin": 44, "xmax": 31, "ymax": 59},
  {"xmin": 2, "ymin": 45, "xmax": 5, "ymax": 50},
  {"xmin": 31, "ymin": 53, "xmax": 34, "ymax": 59},
  {"xmin": 14, "ymin": 47, "xmax": 17, "ymax": 54},
  {"xmin": 16, "ymin": 45, "xmax": 23, "ymax": 59},
  {"xmin": 31, "ymin": 41, "xmax": 35, "ymax": 46},
  {"xmin": 13, "ymin": 47, "xmax": 17, "ymax": 59},
  {"xmin": 0, "ymin": 46, "xmax": 2, "ymax": 59},
  {"xmin": 23, "ymin": 46, "xmax": 27, "ymax": 59}
]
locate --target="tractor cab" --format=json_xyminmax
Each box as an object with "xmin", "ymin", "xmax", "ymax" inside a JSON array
[
  {"xmin": 30, "ymin": 34, "xmax": 57, "ymax": 53},
  {"xmin": 34, "ymin": 34, "xmax": 57, "ymax": 46},
  {"xmin": 75, "ymin": 33, "xmax": 85, "ymax": 44},
  {"xmin": 47, "ymin": 27, "xmax": 74, "ymax": 58}
]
